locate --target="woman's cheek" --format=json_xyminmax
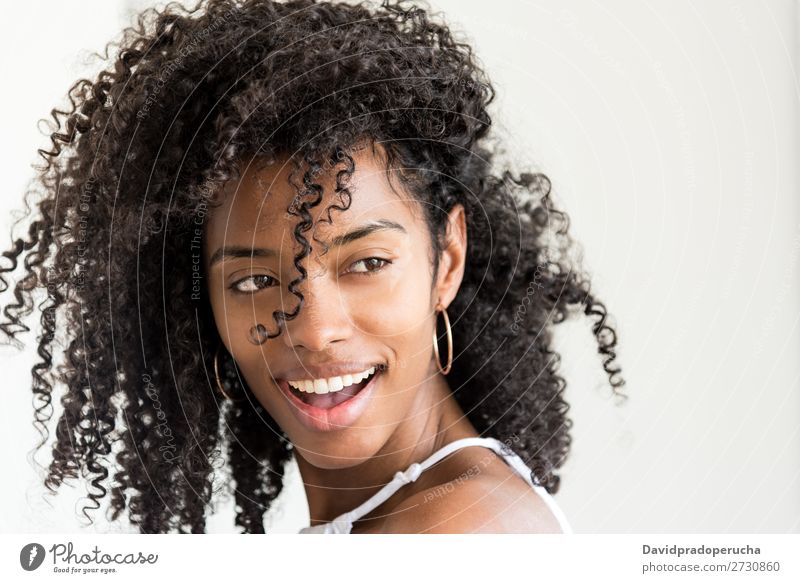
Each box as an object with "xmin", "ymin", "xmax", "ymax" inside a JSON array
[
  {"xmin": 358, "ymin": 263, "xmax": 431, "ymax": 333},
  {"xmin": 239, "ymin": 357, "xmax": 286, "ymax": 419}
]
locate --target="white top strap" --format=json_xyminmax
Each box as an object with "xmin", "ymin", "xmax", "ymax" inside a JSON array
[
  {"xmin": 298, "ymin": 436, "xmax": 573, "ymax": 534},
  {"xmin": 481, "ymin": 437, "xmax": 574, "ymax": 534},
  {"xmin": 301, "ymin": 437, "xmax": 499, "ymax": 533}
]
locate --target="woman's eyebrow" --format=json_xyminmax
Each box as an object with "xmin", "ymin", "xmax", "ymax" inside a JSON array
[
  {"xmin": 209, "ymin": 219, "xmax": 406, "ymax": 267},
  {"xmin": 208, "ymin": 245, "xmax": 276, "ymax": 267},
  {"xmin": 329, "ymin": 219, "xmax": 406, "ymax": 247}
]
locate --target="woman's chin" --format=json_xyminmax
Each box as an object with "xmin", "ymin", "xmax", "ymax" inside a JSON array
[{"xmin": 291, "ymin": 436, "xmax": 385, "ymax": 470}]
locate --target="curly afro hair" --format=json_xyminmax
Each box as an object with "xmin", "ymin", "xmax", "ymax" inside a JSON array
[{"xmin": 0, "ymin": 0, "xmax": 625, "ymax": 533}]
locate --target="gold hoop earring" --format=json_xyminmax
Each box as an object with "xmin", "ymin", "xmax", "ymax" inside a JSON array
[
  {"xmin": 213, "ymin": 345, "xmax": 239, "ymax": 401},
  {"xmin": 432, "ymin": 302, "xmax": 453, "ymax": 375}
]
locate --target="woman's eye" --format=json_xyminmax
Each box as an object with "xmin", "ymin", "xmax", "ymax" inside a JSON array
[
  {"xmin": 229, "ymin": 260, "xmax": 388, "ymax": 293},
  {"xmin": 349, "ymin": 257, "xmax": 391, "ymax": 274},
  {"xmin": 230, "ymin": 274, "xmax": 277, "ymax": 293}
]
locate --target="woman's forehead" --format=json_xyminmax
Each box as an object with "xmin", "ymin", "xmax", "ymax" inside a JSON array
[{"xmin": 204, "ymin": 148, "xmax": 419, "ymax": 248}]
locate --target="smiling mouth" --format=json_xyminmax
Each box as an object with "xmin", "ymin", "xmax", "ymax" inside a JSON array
[{"xmin": 287, "ymin": 367, "xmax": 383, "ymax": 410}]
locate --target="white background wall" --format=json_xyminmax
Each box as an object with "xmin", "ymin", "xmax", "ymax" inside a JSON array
[{"xmin": 0, "ymin": 0, "xmax": 797, "ymax": 533}]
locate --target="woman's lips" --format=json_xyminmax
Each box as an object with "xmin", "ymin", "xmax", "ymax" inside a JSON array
[{"xmin": 277, "ymin": 369, "xmax": 382, "ymax": 432}]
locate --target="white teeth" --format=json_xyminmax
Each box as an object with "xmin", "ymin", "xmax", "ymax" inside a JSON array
[
  {"xmin": 313, "ymin": 378, "xmax": 329, "ymax": 394},
  {"xmin": 288, "ymin": 366, "xmax": 377, "ymax": 394}
]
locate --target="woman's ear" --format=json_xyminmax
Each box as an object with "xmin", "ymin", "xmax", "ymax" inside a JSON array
[{"xmin": 434, "ymin": 203, "xmax": 467, "ymax": 308}]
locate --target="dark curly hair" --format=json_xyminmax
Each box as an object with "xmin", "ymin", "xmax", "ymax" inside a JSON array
[{"xmin": 1, "ymin": 0, "xmax": 625, "ymax": 533}]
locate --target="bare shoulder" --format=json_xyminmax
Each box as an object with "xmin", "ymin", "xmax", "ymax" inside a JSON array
[{"xmin": 380, "ymin": 458, "xmax": 566, "ymax": 534}]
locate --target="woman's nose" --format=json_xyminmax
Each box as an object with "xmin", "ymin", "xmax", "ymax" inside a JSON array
[{"xmin": 281, "ymin": 282, "xmax": 352, "ymax": 352}]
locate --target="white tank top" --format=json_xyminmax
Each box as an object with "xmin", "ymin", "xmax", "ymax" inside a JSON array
[{"xmin": 297, "ymin": 436, "xmax": 573, "ymax": 534}]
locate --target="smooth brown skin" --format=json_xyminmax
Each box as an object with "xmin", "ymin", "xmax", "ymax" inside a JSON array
[{"xmin": 203, "ymin": 143, "xmax": 562, "ymax": 533}]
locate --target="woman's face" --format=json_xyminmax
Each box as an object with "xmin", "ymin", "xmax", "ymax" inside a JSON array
[{"xmin": 203, "ymin": 146, "xmax": 465, "ymax": 469}]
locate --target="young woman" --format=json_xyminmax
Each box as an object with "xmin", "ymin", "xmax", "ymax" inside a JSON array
[{"xmin": 1, "ymin": 0, "xmax": 625, "ymax": 534}]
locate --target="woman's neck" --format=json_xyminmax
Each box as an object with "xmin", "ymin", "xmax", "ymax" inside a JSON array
[{"xmin": 295, "ymin": 374, "xmax": 479, "ymax": 525}]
